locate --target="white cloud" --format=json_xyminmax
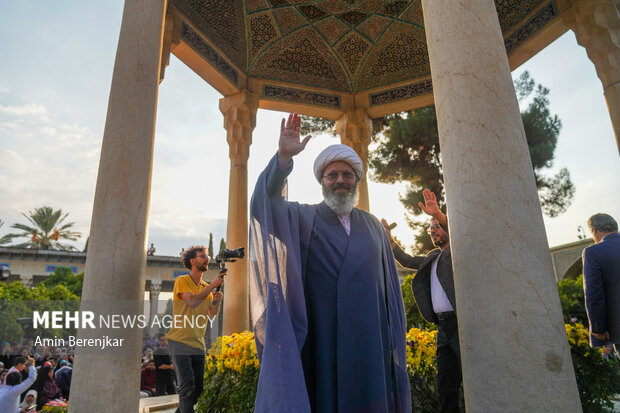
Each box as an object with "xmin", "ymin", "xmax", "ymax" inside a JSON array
[
  {"xmin": 0, "ymin": 102, "xmax": 101, "ymax": 250},
  {"xmin": 0, "ymin": 87, "xmax": 8, "ymax": 93},
  {"xmin": 0, "ymin": 103, "xmax": 49, "ymax": 120}
]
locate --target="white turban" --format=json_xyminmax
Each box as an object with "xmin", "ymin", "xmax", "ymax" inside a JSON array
[{"xmin": 313, "ymin": 144, "xmax": 364, "ymax": 183}]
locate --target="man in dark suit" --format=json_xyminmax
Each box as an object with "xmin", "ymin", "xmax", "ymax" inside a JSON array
[
  {"xmin": 583, "ymin": 213, "xmax": 620, "ymax": 355},
  {"xmin": 382, "ymin": 188, "xmax": 460, "ymax": 413}
]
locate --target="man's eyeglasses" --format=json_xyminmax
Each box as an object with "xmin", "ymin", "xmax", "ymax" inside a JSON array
[
  {"xmin": 427, "ymin": 224, "xmax": 442, "ymax": 234},
  {"xmin": 323, "ymin": 172, "xmax": 356, "ymax": 182},
  {"xmin": 198, "ymin": 254, "xmax": 209, "ymax": 259}
]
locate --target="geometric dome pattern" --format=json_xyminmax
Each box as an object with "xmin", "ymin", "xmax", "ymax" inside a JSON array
[{"xmin": 171, "ymin": 0, "xmax": 557, "ymax": 93}]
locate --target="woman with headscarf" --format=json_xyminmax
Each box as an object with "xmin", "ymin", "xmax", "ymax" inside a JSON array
[
  {"xmin": 29, "ymin": 365, "xmax": 62, "ymax": 410},
  {"xmin": 0, "ymin": 342, "xmax": 11, "ymax": 368},
  {"xmin": 19, "ymin": 389, "xmax": 37, "ymax": 412}
]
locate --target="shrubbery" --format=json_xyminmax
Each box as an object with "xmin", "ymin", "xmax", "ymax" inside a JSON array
[
  {"xmin": 566, "ymin": 322, "xmax": 620, "ymax": 413},
  {"xmin": 196, "ymin": 331, "xmax": 259, "ymax": 413},
  {"xmin": 196, "ymin": 327, "xmax": 441, "ymax": 412}
]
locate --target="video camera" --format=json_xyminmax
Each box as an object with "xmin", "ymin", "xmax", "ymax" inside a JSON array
[{"xmin": 213, "ymin": 247, "xmax": 244, "ymax": 292}]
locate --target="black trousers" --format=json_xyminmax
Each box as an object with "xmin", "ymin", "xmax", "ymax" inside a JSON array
[
  {"xmin": 436, "ymin": 317, "xmax": 462, "ymax": 413},
  {"xmin": 168, "ymin": 339, "xmax": 205, "ymax": 413},
  {"xmin": 156, "ymin": 374, "xmax": 177, "ymax": 396}
]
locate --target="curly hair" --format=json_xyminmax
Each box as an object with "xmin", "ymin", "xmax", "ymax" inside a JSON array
[{"xmin": 181, "ymin": 245, "xmax": 207, "ymax": 270}]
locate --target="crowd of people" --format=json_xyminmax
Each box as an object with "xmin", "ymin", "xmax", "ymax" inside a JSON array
[
  {"xmin": 0, "ymin": 340, "xmax": 72, "ymax": 412},
  {"xmin": 0, "ymin": 332, "xmax": 180, "ymax": 411},
  {"xmin": 140, "ymin": 333, "xmax": 176, "ymax": 398}
]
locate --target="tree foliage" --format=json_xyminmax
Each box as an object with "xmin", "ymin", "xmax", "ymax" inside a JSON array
[
  {"xmin": 208, "ymin": 233, "xmax": 214, "ymax": 258},
  {"xmin": 401, "ymin": 274, "xmax": 434, "ymax": 331},
  {"xmin": 0, "ymin": 268, "xmax": 81, "ymax": 343},
  {"xmin": 38, "ymin": 266, "xmax": 84, "ymax": 297},
  {"xmin": 6, "ymin": 206, "xmax": 81, "ymax": 250},
  {"xmin": 558, "ymin": 274, "xmax": 588, "ymax": 327},
  {"xmin": 0, "ymin": 219, "xmax": 12, "ymax": 245}
]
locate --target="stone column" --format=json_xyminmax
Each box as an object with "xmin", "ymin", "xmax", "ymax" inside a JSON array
[
  {"xmin": 421, "ymin": 0, "xmax": 581, "ymax": 411},
  {"xmin": 335, "ymin": 108, "xmax": 372, "ymax": 211},
  {"xmin": 219, "ymin": 91, "xmax": 258, "ymax": 335},
  {"xmin": 68, "ymin": 1, "xmax": 166, "ymax": 412},
  {"xmin": 560, "ymin": 0, "xmax": 620, "ymax": 153},
  {"xmin": 149, "ymin": 279, "xmax": 162, "ymax": 335}
]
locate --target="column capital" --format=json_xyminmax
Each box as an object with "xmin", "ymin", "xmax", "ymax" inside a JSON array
[
  {"xmin": 559, "ymin": 0, "xmax": 620, "ymax": 152},
  {"xmin": 335, "ymin": 108, "xmax": 373, "ymax": 211},
  {"xmin": 335, "ymin": 108, "xmax": 372, "ymax": 148},
  {"xmin": 149, "ymin": 279, "xmax": 162, "ymax": 295},
  {"xmin": 159, "ymin": 10, "xmax": 181, "ymax": 83},
  {"xmin": 19, "ymin": 275, "xmax": 33, "ymax": 288},
  {"xmin": 219, "ymin": 91, "xmax": 259, "ymax": 165},
  {"xmin": 559, "ymin": 0, "xmax": 620, "ymax": 87}
]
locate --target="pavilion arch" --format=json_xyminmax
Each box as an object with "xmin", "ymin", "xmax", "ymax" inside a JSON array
[{"xmin": 69, "ymin": 1, "xmax": 617, "ymax": 412}]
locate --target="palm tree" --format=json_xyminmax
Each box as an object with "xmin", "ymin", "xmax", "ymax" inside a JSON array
[
  {"xmin": 0, "ymin": 219, "xmax": 12, "ymax": 246},
  {"xmin": 8, "ymin": 206, "xmax": 81, "ymax": 250}
]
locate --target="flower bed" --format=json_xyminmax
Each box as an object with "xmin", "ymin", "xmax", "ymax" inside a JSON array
[
  {"xmin": 196, "ymin": 331, "xmax": 259, "ymax": 413},
  {"xmin": 196, "ymin": 324, "xmax": 620, "ymax": 412},
  {"xmin": 41, "ymin": 399, "xmax": 68, "ymax": 412},
  {"xmin": 565, "ymin": 322, "xmax": 620, "ymax": 413}
]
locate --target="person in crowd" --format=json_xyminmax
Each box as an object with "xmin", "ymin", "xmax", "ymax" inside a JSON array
[
  {"xmin": 55, "ymin": 360, "xmax": 72, "ymax": 399},
  {"xmin": 383, "ymin": 188, "xmax": 462, "ymax": 413},
  {"xmin": 0, "ymin": 369, "xmax": 8, "ymax": 387},
  {"xmin": 147, "ymin": 243, "xmax": 157, "ymax": 256},
  {"xmin": 249, "ymin": 113, "xmax": 410, "ymax": 412},
  {"xmin": 29, "ymin": 365, "xmax": 62, "ymax": 410},
  {"xmin": 140, "ymin": 360, "xmax": 157, "ymax": 397},
  {"xmin": 19, "ymin": 389, "xmax": 37, "ymax": 413},
  {"xmin": 0, "ymin": 356, "xmax": 35, "ymax": 413},
  {"xmin": 166, "ymin": 245, "xmax": 225, "ymax": 413},
  {"xmin": 583, "ymin": 213, "xmax": 620, "ymax": 356},
  {"xmin": 154, "ymin": 337, "xmax": 176, "ymax": 396},
  {"xmin": 0, "ymin": 342, "xmax": 10, "ymax": 368},
  {"xmin": 3, "ymin": 357, "xmax": 26, "ymax": 385}
]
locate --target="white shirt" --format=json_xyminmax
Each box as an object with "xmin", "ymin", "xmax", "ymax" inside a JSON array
[
  {"xmin": 0, "ymin": 366, "xmax": 36, "ymax": 413},
  {"xmin": 430, "ymin": 252, "xmax": 454, "ymax": 314}
]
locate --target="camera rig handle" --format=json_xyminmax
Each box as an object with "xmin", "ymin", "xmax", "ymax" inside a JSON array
[{"xmin": 213, "ymin": 247, "xmax": 244, "ymax": 292}]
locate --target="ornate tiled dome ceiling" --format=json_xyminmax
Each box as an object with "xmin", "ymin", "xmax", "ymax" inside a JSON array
[{"xmin": 170, "ymin": 0, "xmax": 559, "ymax": 94}]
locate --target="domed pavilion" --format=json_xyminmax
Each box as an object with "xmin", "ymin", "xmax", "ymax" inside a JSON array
[{"xmin": 70, "ymin": 1, "xmax": 618, "ymax": 412}]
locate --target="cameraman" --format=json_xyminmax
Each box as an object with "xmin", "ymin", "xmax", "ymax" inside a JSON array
[{"xmin": 166, "ymin": 245, "xmax": 225, "ymax": 413}]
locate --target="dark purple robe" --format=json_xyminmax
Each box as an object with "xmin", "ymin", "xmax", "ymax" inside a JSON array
[{"xmin": 249, "ymin": 154, "xmax": 411, "ymax": 413}]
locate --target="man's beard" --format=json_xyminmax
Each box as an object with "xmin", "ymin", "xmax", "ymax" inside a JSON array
[
  {"xmin": 322, "ymin": 182, "xmax": 359, "ymax": 215},
  {"xmin": 431, "ymin": 233, "xmax": 449, "ymax": 248}
]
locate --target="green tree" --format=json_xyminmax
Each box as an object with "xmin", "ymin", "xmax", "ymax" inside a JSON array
[
  {"xmin": 0, "ymin": 219, "xmax": 12, "ymax": 246},
  {"xmin": 7, "ymin": 206, "xmax": 81, "ymax": 250},
  {"xmin": 0, "ymin": 269, "xmax": 80, "ymax": 343},
  {"xmin": 208, "ymin": 233, "xmax": 214, "ymax": 258},
  {"xmin": 219, "ymin": 238, "xmax": 226, "ymax": 252},
  {"xmin": 401, "ymin": 274, "xmax": 434, "ymax": 331},
  {"xmin": 302, "ymin": 71, "xmax": 574, "ymax": 252},
  {"xmin": 38, "ymin": 266, "xmax": 84, "ymax": 297},
  {"xmin": 558, "ymin": 274, "xmax": 588, "ymax": 327}
]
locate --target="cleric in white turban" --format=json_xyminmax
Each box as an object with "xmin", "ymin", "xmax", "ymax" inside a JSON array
[
  {"xmin": 312, "ymin": 144, "xmax": 364, "ymax": 184},
  {"xmin": 249, "ymin": 113, "xmax": 411, "ymax": 413}
]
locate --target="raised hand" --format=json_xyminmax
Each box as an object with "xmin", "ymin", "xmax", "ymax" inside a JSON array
[
  {"xmin": 278, "ymin": 112, "xmax": 312, "ymax": 163},
  {"xmin": 418, "ymin": 188, "xmax": 441, "ymax": 217},
  {"xmin": 380, "ymin": 218, "xmax": 394, "ymax": 242}
]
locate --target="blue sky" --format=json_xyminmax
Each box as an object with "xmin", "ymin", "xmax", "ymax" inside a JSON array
[{"xmin": 0, "ymin": 1, "xmax": 618, "ymax": 256}]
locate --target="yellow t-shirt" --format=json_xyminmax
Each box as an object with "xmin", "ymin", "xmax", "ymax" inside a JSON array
[{"xmin": 166, "ymin": 274, "xmax": 213, "ymax": 351}]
